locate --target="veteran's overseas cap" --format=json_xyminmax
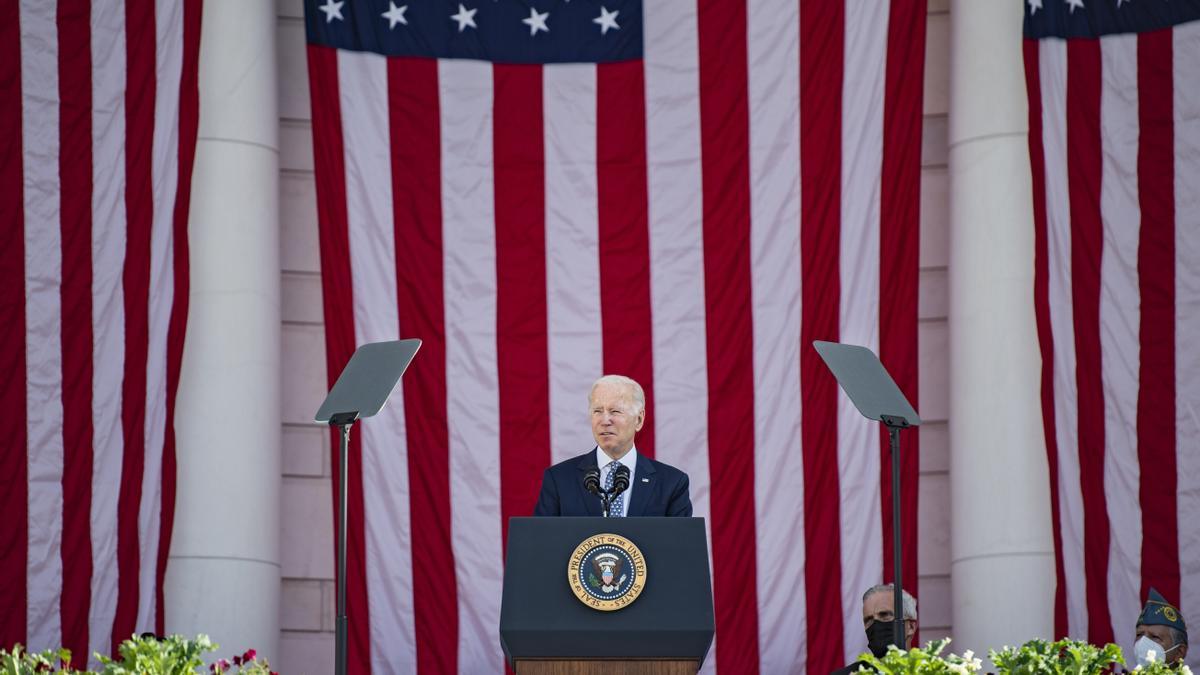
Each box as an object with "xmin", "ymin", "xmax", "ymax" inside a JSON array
[{"xmin": 1138, "ymin": 587, "xmax": 1188, "ymax": 640}]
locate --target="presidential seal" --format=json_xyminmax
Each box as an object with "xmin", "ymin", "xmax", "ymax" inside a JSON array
[{"xmin": 567, "ymin": 533, "xmax": 647, "ymax": 611}]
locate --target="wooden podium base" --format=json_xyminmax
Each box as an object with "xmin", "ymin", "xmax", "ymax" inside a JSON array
[{"xmin": 514, "ymin": 660, "xmax": 698, "ymax": 675}]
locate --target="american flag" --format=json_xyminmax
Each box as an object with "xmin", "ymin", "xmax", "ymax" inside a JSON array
[
  {"xmin": 0, "ymin": 0, "xmax": 200, "ymax": 667},
  {"xmin": 305, "ymin": 0, "xmax": 924, "ymax": 672},
  {"xmin": 1024, "ymin": 0, "xmax": 1200, "ymax": 666}
]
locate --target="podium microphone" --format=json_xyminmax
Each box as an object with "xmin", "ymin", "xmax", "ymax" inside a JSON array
[
  {"xmin": 583, "ymin": 467, "xmax": 602, "ymax": 496},
  {"xmin": 610, "ymin": 464, "xmax": 631, "ymax": 497}
]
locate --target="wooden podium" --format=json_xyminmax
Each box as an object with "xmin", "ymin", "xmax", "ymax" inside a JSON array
[{"xmin": 500, "ymin": 517, "xmax": 714, "ymax": 674}]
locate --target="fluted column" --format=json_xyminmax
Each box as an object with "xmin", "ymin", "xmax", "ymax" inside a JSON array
[
  {"xmin": 166, "ymin": 0, "xmax": 281, "ymax": 661},
  {"xmin": 947, "ymin": 0, "xmax": 1055, "ymax": 654}
]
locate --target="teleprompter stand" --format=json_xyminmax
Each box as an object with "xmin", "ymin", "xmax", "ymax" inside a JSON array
[
  {"xmin": 315, "ymin": 339, "xmax": 421, "ymax": 675},
  {"xmin": 814, "ymin": 340, "xmax": 921, "ymax": 651}
]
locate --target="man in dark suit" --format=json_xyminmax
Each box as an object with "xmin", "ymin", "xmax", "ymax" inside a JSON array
[{"xmin": 533, "ymin": 374, "xmax": 691, "ymax": 517}]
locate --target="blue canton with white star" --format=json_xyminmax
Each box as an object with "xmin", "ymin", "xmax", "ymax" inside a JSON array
[
  {"xmin": 307, "ymin": 0, "xmax": 642, "ymax": 64},
  {"xmin": 1024, "ymin": 0, "xmax": 1200, "ymax": 39}
]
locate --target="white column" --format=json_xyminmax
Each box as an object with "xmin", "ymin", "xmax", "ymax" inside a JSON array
[
  {"xmin": 166, "ymin": 0, "xmax": 281, "ymax": 662},
  {"xmin": 947, "ymin": 0, "xmax": 1055, "ymax": 655}
]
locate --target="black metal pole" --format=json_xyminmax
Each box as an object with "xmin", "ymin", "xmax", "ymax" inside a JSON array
[
  {"xmin": 889, "ymin": 423, "xmax": 905, "ymax": 651},
  {"xmin": 330, "ymin": 413, "xmax": 357, "ymax": 675},
  {"xmin": 336, "ymin": 422, "xmax": 349, "ymax": 675}
]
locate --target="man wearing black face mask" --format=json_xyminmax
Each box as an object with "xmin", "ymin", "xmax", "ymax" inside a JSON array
[{"xmin": 830, "ymin": 584, "xmax": 918, "ymax": 675}]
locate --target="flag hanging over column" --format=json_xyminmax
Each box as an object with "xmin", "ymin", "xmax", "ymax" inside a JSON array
[{"xmin": 305, "ymin": 0, "xmax": 925, "ymax": 672}]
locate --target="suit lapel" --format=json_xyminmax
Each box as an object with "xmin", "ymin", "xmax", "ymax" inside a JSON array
[
  {"xmin": 626, "ymin": 453, "xmax": 657, "ymax": 517},
  {"xmin": 576, "ymin": 450, "xmax": 603, "ymax": 517}
]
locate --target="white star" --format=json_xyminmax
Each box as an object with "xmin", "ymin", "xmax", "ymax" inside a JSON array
[
  {"xmin": 1028, "ymin": 0, "xmax": 1043, "ymax": 13},
  {"xmin": 318, "ymin": 0, "xmax": 344, "ymax": 23},
  {"xmin": 450, "ymin": 3, "xmax": 477, "ymax": 32},
  {"xmin": 1066, "ymin": 0, "xmax": 1085, "ymax": 12},
  {"xmin": 522, "ymin": 7, "xmax": 550, "ymax": 36},
  {"xmin": 593, "ymin": 6, "xmax": 620, "ymax": 35},
  {"xmin": 382, "ymin": 2, "xmax": 408, "ymax": 28}
]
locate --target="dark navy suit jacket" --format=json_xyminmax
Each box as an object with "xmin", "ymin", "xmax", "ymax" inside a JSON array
[{"xmin": 532, "ymin": 449, "xmax": 692, "ymax": 517}]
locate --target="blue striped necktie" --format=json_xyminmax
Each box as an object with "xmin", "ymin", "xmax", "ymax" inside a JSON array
[{"xmin": 604, "ymin": 460, "xmax": 626, "ymax": 517}]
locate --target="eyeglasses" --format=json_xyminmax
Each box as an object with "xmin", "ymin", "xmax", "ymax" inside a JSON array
[{"xmin": 863, "ymin": 610, "xmax": 915, "ymax": 627}]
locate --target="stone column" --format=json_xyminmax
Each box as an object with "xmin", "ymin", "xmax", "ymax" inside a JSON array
[
  {"xmin": 947, "ymin": 0, "xmax": 1055, "ymax": 654},
  {"xmin": 166, "ymin": 0, "xmax": 281, "ymax": 661}
]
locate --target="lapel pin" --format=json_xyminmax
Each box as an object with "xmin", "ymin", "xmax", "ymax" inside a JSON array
[{"xmin": 641, "ymin": 477, "xmax": 650, "ymax": 483}]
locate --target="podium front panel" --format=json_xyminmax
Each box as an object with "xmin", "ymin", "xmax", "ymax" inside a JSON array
[{"xmin": 500, "ymin": 517, "xmax": 714, "ymax": 665}]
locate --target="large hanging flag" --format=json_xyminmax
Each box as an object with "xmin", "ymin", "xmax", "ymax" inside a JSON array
[
  {"xmin": 0, "ymin": 0, "xmax": 201, "ymax": 666},
  {"xmin": 1024, "ymin": 0, "xmax": 1200, "ymax": 665},
  {"xmin": 305, "ymin": 0, "xmax": 925, "ymax": 672}
]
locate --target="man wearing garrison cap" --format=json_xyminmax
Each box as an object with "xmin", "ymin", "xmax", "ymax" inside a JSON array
[{"xmin": 1133, "ymin": 588, "xmax": 1188, "ymax": 668}]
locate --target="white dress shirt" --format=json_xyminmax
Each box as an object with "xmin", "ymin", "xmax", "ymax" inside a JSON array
[{"xmin": 595, "ymin": 445, "xmax": 638, "ymax": 517}]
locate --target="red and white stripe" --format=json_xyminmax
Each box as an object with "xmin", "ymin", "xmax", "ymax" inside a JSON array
[
  {"xmin": 747, "ymin": 0, "xmax": 804, "ymax": 668},
  {"xmin": 0, "ymin": 0, "xmax": 199, "ymax": 667},
  {"xmin": 307, "ymin": 0, "xmax": 924, "ymax": 671},
  {"xmin": 642, "ymin": 3, "xmax": 714, "ymax": 671},
  {"xmin": 1026, "ymin": 20, "xmax": 1200, "ymax": 668},
  {"xmin": 1176, "ymin": 21, "xmax": 1200, "ymax": 668},
  {"xmin": 436, "ymin": 58, "xmax": 503, "ymax": 675}
]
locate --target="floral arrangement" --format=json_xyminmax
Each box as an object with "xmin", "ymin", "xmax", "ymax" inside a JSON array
[
  {"xmin": 1, "ymin": 635, "xmax": 275, "ymax": 675},
  {"xmin": 990, "ymin": 639, "xmax": 1123, "ymax": 675},
  {"xmin": 1, "ymin": 644, "xmax": 74, "ymax": 674},
  {"xmin": 855, "ymin": 638, "xmax": 983, "ymax": 675},
  {"xmin": 852, "ymin": 637, "xmax": 1159, "ymax": 675}
]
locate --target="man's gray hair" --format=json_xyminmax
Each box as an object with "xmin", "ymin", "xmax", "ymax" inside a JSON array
[
  {"xmin": 864, "ymin": 584, "xmax": 918, "ymax": 621},
  {"xmin": 589, "ymin": 375, "xmax": 646, "ymax": 414}
]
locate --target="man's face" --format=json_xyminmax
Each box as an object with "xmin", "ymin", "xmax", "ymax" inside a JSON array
[
  {"xmin": 863, "ymin": 590, "xmax": 916, "ymax": 648},
  {"xmin": 590, "ymin": 382, "xmax": 644, "ymax": 459},
  {"xmin": 1137, "ymin": 623, "xmax": 1188, "ymax": 664}
]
